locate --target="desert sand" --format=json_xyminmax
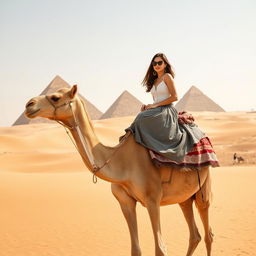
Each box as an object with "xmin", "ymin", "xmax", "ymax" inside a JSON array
[{"xmin": 0, "ymin": 111, "xmax": 255, "ymax": 256}]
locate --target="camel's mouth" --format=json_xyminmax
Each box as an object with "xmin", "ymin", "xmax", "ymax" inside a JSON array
[{"xmin": 25, "ymin": 108, "xmax": 41, "ymax": 119}]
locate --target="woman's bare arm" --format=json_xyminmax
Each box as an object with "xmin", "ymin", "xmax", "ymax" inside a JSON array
[{"xmin": 145, "ymin": 73, "xmax": 178, "ymax": 109}]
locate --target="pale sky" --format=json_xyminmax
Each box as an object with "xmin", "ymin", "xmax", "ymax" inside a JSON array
[{"xmin": 1, "ymin": 0, "xmax": 256, "ymax": 126}]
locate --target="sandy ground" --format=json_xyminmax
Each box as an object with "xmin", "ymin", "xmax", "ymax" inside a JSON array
[{"xmin": 0, "ymin": 112, "xmax": 255, "ymax": 256}]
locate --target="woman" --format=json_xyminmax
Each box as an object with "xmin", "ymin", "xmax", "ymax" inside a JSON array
[{"xmin": 124, "ymin": 53, "xmax": 219, "ymax": 168}]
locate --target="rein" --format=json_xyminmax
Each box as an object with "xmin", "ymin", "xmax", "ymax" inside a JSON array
[{"xmin": 45, "ymin": 95, "xmax": 128, "ymax": 183}]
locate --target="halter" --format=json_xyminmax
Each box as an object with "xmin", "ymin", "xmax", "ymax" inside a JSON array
[
  {"xmin": 45, "ymin": 95, "xmax": 76, "ymax": 129},
  {"xmin": 45, "ymin": 95, "xmax": 129, "ymax": 183}
]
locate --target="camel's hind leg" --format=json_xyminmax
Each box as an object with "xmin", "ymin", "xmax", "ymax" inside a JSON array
[
  {"xmin": 179, "ymin": 197, "xmax": 201, "ymax": 256},
  {"xmin": 195, "ymin": 172, "xmax": 214, "ymax": 256},
  {"xmin": 111, "ymin": 184, "xmax": 141, "ymax": 256}
]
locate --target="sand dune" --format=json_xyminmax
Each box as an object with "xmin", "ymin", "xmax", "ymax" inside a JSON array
[{"xmin": 0, "ymin": 111, "xmax": 255, "ymax": 255}]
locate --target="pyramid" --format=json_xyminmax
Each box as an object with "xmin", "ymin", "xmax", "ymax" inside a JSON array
[
  {"xmin": 13, "ymin": 75, "xmax": 102, "ymax": 125},
  {"xmin": 175, "ymin": 86, "xmax": 225, "ymax": 112},
  {"xmin": 100, "ymin": 90, "xmax": 143, "ymax": 119}
]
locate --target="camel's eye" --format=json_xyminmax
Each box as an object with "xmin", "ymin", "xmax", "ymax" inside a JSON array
[{"xmin": 51, "ymin": 96, "xmax": 60, "ymax": 102}]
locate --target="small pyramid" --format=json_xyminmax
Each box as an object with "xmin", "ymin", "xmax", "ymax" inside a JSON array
[
  {"xmin": 13, "ymin": 75, "xmax": 102, "ymax": 125},
  {"xmin": 175, "ymin": 86, "xmax": 225, "ymax": 112},
  {"xmin": 100, "ymin": 90, "xmax": 143, "ymax": 119}
]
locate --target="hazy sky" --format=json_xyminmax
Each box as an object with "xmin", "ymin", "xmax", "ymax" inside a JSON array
[{"xmin": 1, "ymin": 0, "xmax": 255, "ymax": 126}]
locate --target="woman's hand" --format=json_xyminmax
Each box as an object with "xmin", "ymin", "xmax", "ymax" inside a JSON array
[
  {"xmin": 140, "ymin": 104, "xmax": 146, "ymax": 111},
  {"xmin": 145, "ymin": 104, "xmax": 157, "ymax": 110}
]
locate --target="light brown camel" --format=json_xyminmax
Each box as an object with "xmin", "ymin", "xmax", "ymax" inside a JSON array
[{"xmin": 25, "ymin": 85, "xmax": 213, "ymax": 256}]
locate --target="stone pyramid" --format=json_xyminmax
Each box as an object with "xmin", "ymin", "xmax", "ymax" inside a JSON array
[
  {"xmin": 100, "ymin": 90, "xmax": 143, "ymax": 119},
  {"xmin": 175, "ymin": 86, "xmax": 225, "ymax": 112},
  {"xmin": 13, "ymin": 75, "xmax": 102, "ymax": 125}
]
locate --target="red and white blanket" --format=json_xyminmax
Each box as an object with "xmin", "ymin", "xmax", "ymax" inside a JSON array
[
  {"xmin": 149, "ymin": 111, "xmax": 219, "ymax": 168},
  {"xmin": 149, "ymin": 137, "xmax": 220, "ymax": 168}
]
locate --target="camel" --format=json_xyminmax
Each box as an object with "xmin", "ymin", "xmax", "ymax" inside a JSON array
[
  {"xmin": 237, "ymin": 156, "xmax": 245, "ymax": 163},
  {"xmin": 25, "ymin": 85, "xmax": 213, "ymax": 256},
  {"xmin": 233, "ymin": 153, "xmax": 245, "ymax": 164}
]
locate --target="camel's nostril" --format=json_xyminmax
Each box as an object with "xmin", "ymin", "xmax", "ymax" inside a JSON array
[{"xmin": 26, "ymin": 100, "xmax": 36, "ymax": 108}]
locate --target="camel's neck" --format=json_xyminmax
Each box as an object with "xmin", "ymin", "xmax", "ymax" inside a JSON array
[{"xmin": 66, "ymin": 98, "xmax": 127, "ymax": 184}]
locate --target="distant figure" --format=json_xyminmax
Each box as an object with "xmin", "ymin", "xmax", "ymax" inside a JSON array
[
  {"xmin": 233, "ymin": 153, "xmax": 245, "ymax": 164},
  {"xmin": 233, "ymin": 153, "xmax": 237, "ymax": 164},
  {"xmin": 237, "ymin": 156, "xmax": 245, "ymax": 164}
]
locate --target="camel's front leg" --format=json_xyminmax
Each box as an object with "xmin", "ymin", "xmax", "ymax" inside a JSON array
[
  {"xmin": 179, "ymin": 197, "xmax": 201, "ymax": 256},
  {"xmin": 146, "ymin": 197, "xmax": 168, "ymax": 256},
  {"xmin": 111, "ymin": 184, "xmax": 141, "ymax": 256}
]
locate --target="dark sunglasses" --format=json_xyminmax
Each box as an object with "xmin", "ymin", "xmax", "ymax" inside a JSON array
[{"xmin": 152, "ymin": 60, "xmax": 164, "ymax": 66}]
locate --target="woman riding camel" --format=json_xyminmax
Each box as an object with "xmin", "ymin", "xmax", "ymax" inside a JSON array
[{"xmin": 124, "ymin": 53, "xmax": 219, "ymax": 168}]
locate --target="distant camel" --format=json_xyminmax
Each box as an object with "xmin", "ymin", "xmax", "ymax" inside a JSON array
[
  {"xmin": 233, "ymin": 153, "xmax": 245, "ymax": 164},
  {"xmin": 237, "ymin": 156, "xmax": 245, "ymax": 164},
  {"xmin": 25, "ymin": 85, "xmax": 213, "ymax": 256}
]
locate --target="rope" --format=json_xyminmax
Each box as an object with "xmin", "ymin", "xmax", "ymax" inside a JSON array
[
  {"xmin": 46, "ymin": 95, "xmax": 130, "ymax": 184},
  {"xmin": 63, "ymin": 124, "xmax": 129, "ymax": 184},
  {"xmin": 196, "ymin": 168, "xmax": 204, "ymax": 202},
  {"xmin": 63, "ymin": 126, "xmax": 79, "ymax": 151},
  {"xmin": 162, "ymin": 169, "xmax": 173, "ymax": 184},
  {"xmin": 63, "ymin": 125, "xmax": 99, "ymax": 183}
]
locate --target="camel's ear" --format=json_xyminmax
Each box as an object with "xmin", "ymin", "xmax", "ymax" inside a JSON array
[{"xmin": 70, "ymin": 85, "xmax": 78, "ymax": 99}]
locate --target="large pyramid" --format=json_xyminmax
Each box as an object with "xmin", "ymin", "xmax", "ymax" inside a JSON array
[
  {"xmin": 100, "ymin": 90, "xmax": 143, "ymax": 119},
  {"xmin": 13, "ymin": 75, "xmax": 102, "ymax": 125},
  {"xmin": 175, "ymin": 86, "xmax": 225, "ymax": 112}
]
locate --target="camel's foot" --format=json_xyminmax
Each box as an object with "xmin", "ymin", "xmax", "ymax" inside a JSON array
[
  {"xmin": 205, "ymin": 228, "xmax": 214, "ymax": 256},
  {"xmin": 155, "ymin": 250, "xmax": 168, "ymax": 256},
  {"xmin": 155, "ymin": 245, "xmax": 168, "ymax": 256},
  {"xmin": 131, "ymin": 246, "xmax": 141, "ymax": 256},
  {"xmin": 186, "ymin": 233, "xmax": 201, "ymax": 256},
  {"xmin": 155, "ymin": 232, "xmax": 168, "ymax": 256},
  {"xmin": 131, "ymin": 250, "xmax": 141, "ymax": 256}
]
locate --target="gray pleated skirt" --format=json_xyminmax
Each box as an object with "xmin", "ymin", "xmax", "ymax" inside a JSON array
[{"xmin": 125, "ymin": 104, "xmax": 206, "ymax": 163}]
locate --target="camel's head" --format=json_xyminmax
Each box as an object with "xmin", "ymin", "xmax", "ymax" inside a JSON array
[{"xmin": 25, "ymin": 85, "xmax": 78, "ymax": 122}]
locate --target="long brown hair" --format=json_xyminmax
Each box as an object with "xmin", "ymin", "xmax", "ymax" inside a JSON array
[{"xmin": 142, "ymin": 53, "xmax": 175, "ymax": 92}]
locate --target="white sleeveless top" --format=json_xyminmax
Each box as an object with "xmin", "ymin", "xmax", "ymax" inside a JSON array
[{"xmin": 150, "ymin": 80, "xmax": 170, "ymax": 104}]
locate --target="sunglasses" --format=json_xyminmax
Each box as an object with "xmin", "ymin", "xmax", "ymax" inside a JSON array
[{"xmin": 152, "ymin": 60, "xmax": 164, "ymax": 66}]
